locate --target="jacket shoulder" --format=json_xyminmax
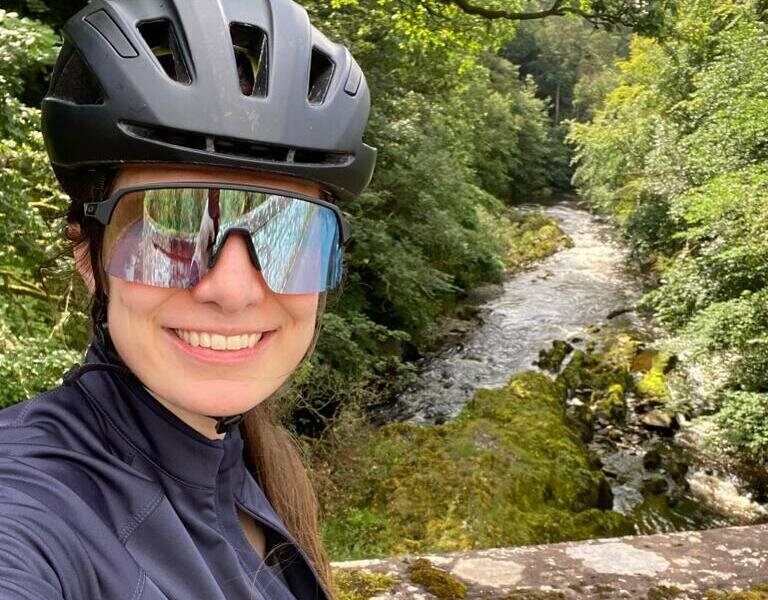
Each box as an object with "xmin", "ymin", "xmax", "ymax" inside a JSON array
[{"xmin": 0, "ymin": 384, "xmax": 114, "ymax": 458}]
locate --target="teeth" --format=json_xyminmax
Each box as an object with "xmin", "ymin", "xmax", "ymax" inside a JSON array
[
  {"xmin": 211, "ymin": 333, "xmax": 226, "ymax": 350},
  {"xmin": 174, "ymin": 329, "xmax": 264, "ymax": 351}
]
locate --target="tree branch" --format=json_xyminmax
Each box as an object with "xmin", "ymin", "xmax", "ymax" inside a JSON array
[
  {"xmin": 0, "ymin": 269, "xmax": 60, "ymax": 303},
  {"xmin": 438, "ymin": 0, "xmax": 640, "ymax": 29},
  {"xmin": 442, "ymin": 0, "xmax": 569, "ymax": 20}
]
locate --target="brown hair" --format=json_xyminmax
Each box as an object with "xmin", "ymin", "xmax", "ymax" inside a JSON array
[{"xmin": 63, "ymin": 169, "xmax": 337, "ymax": 598}]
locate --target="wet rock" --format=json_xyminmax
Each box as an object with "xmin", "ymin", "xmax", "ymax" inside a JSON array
[
  {"xmin": 442, "ymin": 318, "xmax": 473, "ymax": 336},
  {"xmin": 464, "ymin": 283, "xmax": 504, "ymax": 304},
  {"xmin": 566, "ymin": 402, "xmax": 594, "ymax": 443},
  {"xmin": 606, "ymin": 307, "xmax": 633, "ymax": 319},
  {"xmin": 612, "ymin": 484, "xmax": 644, "ymax": 513},
  {"xmin": 535, "ymin": 340, "xmax": 574, "ymax": 373},
  {"xmin": 631, "ymin": 349, "xmax": 657, "ymax": 373},
  {"xmin": 640, "ymin": 410, "xmax": 676, "ymax": 432},
  {"xmin": 454, "ymin": 303, "xmax": 479, "ymax": 320},
  {"xmin": 585, "ymin": 324, "xmax": 601, "ymax": 334},
  {"xmin": 634, "ymin": 398, "xmax": 663, "ymax": 414},
  {"xmin": 641, "ymin": 476, "xmax": 670, "ymax": 495},
  {"xmin": 666, "ymin": 459, "xmax": 689, "ymax": 483},
  {"xmin": 643, "ymin": 448, "xmax": 663, "ymax": 470},
  {"xmin": 594, "ymin": 383, "xmax": 627, "ymax": 423},
  {"xmin": 636, "ymin": 350, "xmax": 677, "ymax": 400}
]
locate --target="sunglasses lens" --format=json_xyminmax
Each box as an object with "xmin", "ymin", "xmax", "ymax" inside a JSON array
[{"xmin": 104, "ymin": 186, "xmax": 343, "ymax": 293}]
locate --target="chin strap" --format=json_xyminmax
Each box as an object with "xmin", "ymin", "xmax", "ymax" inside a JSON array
[{"xmin": 206, "ymin": 413, "xmax": 245, "ymax": 435}]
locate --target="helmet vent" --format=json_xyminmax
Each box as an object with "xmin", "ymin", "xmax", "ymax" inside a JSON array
[
  {"xmin": 230, "ymin": 23, "xmax": 269, "ymax": 97},
  {"xmin": 308, "ymin": 49, "xmax": 334, "ymax": 104},
  {"xmin": 50, "ymin": 43, "xmax": 104, "ymax": 105},
  {"xmin": 137, "ymin": 20, "xmax": 191, "ymax": 85},
  {"xmin": 121, "ymin": 122, "xmax": 352, "ymax": 166}
]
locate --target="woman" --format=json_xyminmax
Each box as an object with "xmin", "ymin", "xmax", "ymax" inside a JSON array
[{"xmin": 0, "ymin": 1, "xmax": 375, "ymax": 599}]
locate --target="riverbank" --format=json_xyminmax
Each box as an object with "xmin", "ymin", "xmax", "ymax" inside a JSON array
[
  {"xmin": 312, "ymin": 200, "xmax": 767, "ymax": 564},
  {"xmin": 315, "ymin": 319, "xmax": 767, "ymax": 562}
]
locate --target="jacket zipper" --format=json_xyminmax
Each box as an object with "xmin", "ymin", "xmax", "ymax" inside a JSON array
[{"xmin": 234, "ymin": 499, "xmax": 332, "ymax": 600}]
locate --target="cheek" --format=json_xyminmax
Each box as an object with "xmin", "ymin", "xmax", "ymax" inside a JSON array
[
  {"xmin": 279, "ymin": 292, "xmax": 319, "ymax": 328},
  {"xmin": 108, "ymin": 277, "xmax": 174, "ymax": 330}
]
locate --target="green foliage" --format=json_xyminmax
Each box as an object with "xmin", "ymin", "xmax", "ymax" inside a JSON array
[
  {"xmin": 676, "ymin": 288, "xmax": 768, "ymax": 393},
  {"xmin": 710, "ymin": 391, "xmax": 768, "ymax": 464},
  {"xmin": 568, "ymin": 0, "xmax": 768, "ymax": 464},
  {"xmin": 283, "ymin": 0, "xmax": 560, "ymax": 429},
  {"xmin": 0, "ymin": 11, "xmax": 86, "ymax": 407},
  {"xmin": 0, "ymin": 4, "xmax": 560, "ymax": 439}
]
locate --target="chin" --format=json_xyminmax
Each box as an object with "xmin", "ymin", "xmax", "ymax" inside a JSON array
[{"xmin": 176, "ymin": 381, "xmax": 273, "ymax": 414}]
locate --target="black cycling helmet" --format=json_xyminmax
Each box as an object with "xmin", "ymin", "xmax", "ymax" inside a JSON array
[{"xmin": 42, "ymin": 0, "xmax": 377, "ymax": 202}]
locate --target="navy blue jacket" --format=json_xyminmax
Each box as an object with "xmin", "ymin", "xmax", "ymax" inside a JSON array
[{"xmin": 0, "ymin": 339, "xmax": 331, "ymax": 600}]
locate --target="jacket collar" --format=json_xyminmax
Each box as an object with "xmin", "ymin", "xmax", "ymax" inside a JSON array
[{"xmin": 73, "ymin": 338, "xmax": 245, "ymax": 489}]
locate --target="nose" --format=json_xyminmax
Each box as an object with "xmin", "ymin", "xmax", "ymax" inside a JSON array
[{"xmin": 189, "ymin": 232, "xmax": 269, "ymax": 312}]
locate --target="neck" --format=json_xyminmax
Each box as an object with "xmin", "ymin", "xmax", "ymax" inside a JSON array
[{"xmin": 142, "ymin": 385, "xmax": 226, "ymax": 440}]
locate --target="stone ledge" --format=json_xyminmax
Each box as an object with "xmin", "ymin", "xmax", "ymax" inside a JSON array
[{"xmin": 331, "ymin": 524, "xmax": 768, "ymax": 598}]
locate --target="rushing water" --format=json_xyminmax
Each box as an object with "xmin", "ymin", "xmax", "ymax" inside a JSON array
[
  {"xmin": 380, "ymin": 197, "xmax": 763, "ymax": 533},
  {"xmin": 386, "ymin": 197, "xmax": 656, "ymax": 424}
]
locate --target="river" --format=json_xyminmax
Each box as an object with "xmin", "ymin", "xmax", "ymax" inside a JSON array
[
  {"xmin": 386, "ymin": 197, "xmax": 655, "ymax": 424},
  {"xmin": 381, "ymin": 197, "xmax": 763, "ymax": 534}
]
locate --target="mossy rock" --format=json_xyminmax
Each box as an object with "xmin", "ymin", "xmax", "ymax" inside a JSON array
[
  {"xmin": 703, "ymin": 583, "xmax": 768, "ymax": 599},
  {"xmin": 636, "ymin": 351, "xmax": 676, "ymax": 400},
  {"xmin": 332, "ymin": 568, "xmax": 400, "ymax": 600},
  {"xmin": 646, "ymin": 585, "xmax": 684, "ymax": 599},
  {"xmin": 536, "ymin": 340, "xmax": 574, "ymax": 373},
  {"xmin": 594, "ymin": 383, "xmax": 627, "ymax": 423},
  {"xmin": 322, "ymin": 370, "xmax": 633, "ymax": 560},
  {"xmin": 408, "ymin": 558, "xmax": 466, "ymax": 600},
  {"xmin": 556, "ymin": 350, "xmax": 633, "ymax": 399},
  {"xmin": 504, "ymin": 214, "xmax": 574, "ymax": 269}
]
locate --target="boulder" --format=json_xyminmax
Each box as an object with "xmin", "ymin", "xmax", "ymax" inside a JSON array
[{"xmin": 640, "ymin": 410, "xmax": 676, "ymax": 432}]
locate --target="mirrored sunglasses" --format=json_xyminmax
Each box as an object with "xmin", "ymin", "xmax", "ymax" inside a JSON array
[{"xmin": 84, "ymin": 183, "xmax": 349, "ymax": 294}]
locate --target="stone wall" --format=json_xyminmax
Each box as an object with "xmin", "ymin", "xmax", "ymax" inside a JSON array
[{"xmin": 331, "ymin": 524, "xmax": 768, "ymax": 599}]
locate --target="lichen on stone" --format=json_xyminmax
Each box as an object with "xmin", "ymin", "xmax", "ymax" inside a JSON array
[
  {"xmin": 703, "ymin": 583, "xmax": 768, "ymax": 599},
  {"xmin": 647, "ymin": 584, "xmax": 685, "ymax": 599},
  {"xmin": 332, "ymin": 568, "xmax": 400, "ymax": 600},
  {"xmin": 408, "ymin": 557, "xmax": 467, "ymax": 599}
]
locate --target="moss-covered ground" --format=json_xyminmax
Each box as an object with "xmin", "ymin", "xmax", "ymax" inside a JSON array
[
  {"xmin": 331, "ymin": 568, "xmax": 400, "ymax": 600},
  {"xmin": 318, "ymin": 368, "xmax": 633, "ymax": 560}
]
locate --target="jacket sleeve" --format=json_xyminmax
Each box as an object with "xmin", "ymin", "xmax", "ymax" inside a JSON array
[{"xmin": 0, "ymin": 488, "xmax": 68, "ymax": 600}]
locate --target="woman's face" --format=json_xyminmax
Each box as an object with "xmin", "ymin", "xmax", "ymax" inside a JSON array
[{"xmin": 78, "ymin": 165, "xmax": 321, "ymax": 439}]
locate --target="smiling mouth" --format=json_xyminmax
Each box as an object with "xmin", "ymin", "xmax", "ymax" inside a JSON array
[{"xmin": 172, "ymin": 328, "xmax": 266, "ymax": 351}]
